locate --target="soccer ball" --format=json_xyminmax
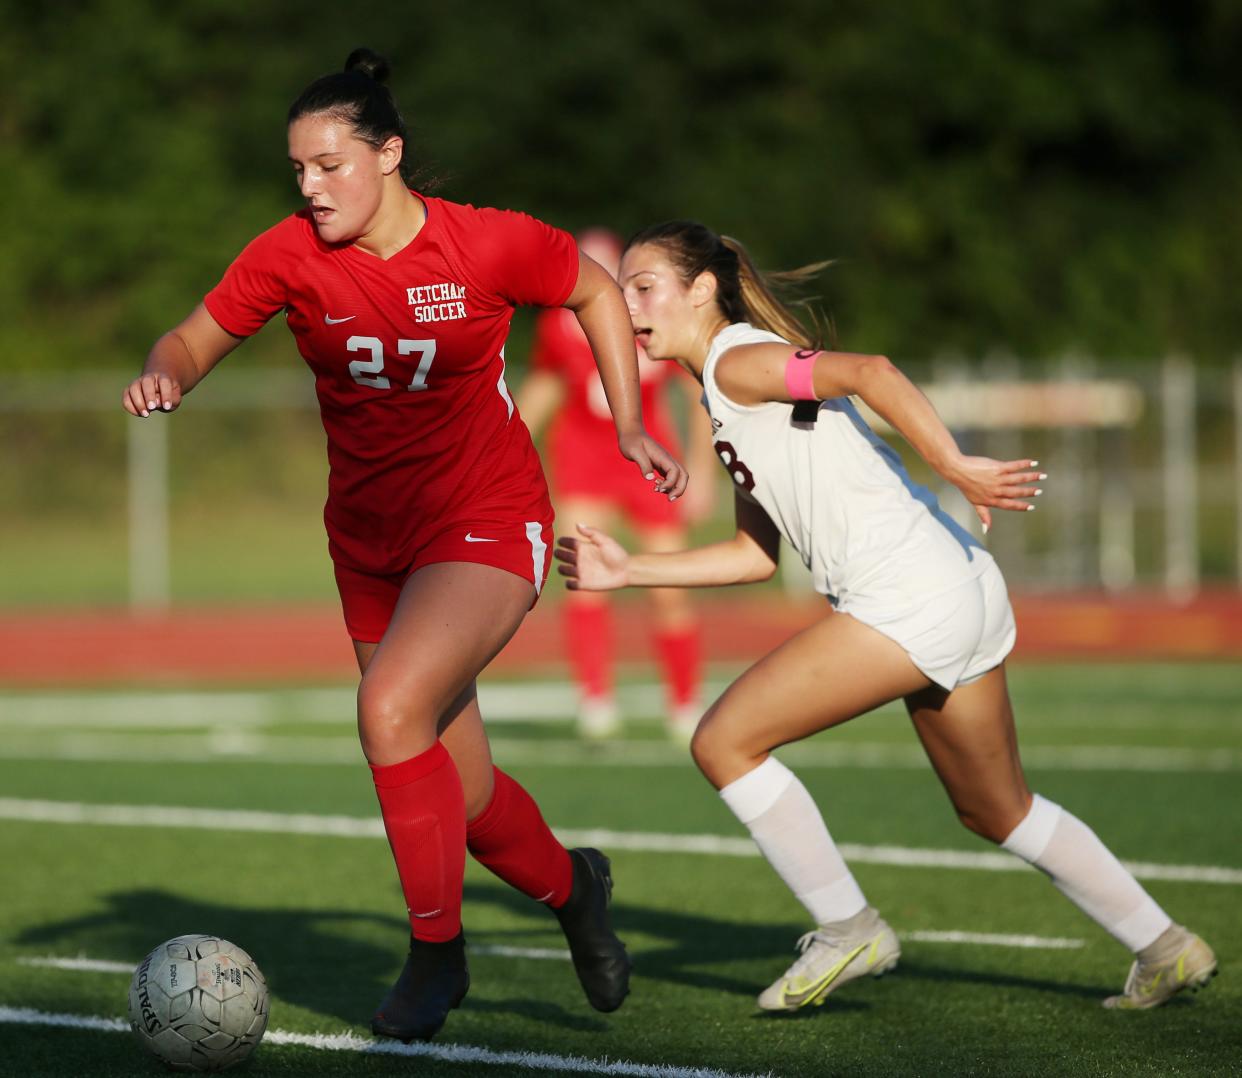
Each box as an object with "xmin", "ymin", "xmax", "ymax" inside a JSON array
[{"xmin": 128, "ymin": 934, "xmax": 269, "ymax": 1072}]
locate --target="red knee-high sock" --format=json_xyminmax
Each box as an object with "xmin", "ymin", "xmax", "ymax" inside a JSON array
[
  {"xmin": 466, "ymin": 767, "xmax": 573, "ymax": 908},
  {"xmin": 564, "ymin": 601, "xmax": 613, "ymax": 701},
  {"xmin": 370, "ymin": 742, "xmax": 465, "ymax": 942},
  {"xmin": 655, "ymin": 624, "xmax": 702, "ymax": 708}
]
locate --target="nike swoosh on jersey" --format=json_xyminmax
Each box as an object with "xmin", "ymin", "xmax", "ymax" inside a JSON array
[
  {"xmin": 323, "ymin": 314, "xmax": 356, "ymax": 325},
  {"xmin": 464, "ymin": 533, "xmax": 499, "ymax": 543}
]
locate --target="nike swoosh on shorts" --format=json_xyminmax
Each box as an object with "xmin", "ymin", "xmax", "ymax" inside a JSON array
[{"xmin": 464, "ymin": 533, "xmax": 499, "ymax": 543}]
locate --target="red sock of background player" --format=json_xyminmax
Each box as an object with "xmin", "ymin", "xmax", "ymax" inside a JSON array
[
  {"xmin": 656, "ymin": 624, "xmax": 702, "ymax": 710},
  {"xmin": 370, "ymin": 741, "xmax": 466, "ymax": 942},
  {"xmin": 466, "ymin": 767, "xmax": 573, "ymax": 907},
  {"xmin": 564, "ymin": 600, "xmax": 613, "ymax": 703}
]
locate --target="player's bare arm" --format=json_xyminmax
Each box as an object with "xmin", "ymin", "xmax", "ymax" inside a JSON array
[
  {"xmin": 715, "ymin": 342, "xmax": 1046, "ymax": 530},
  {"xmin": 564, "ymin": 252, "xmax": 688, "ymax": 498},
  {"xmin": 556, "ymin": 490, "xmax": 779, "ymax": 591},
  {"xmin": 123, "ymin": 303, "xmax": 242, "ymax": 417}
]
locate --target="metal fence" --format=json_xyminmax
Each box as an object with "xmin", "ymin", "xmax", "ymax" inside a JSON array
[{"xmin": 2, "ymin": 358, "xmax": 1240, "ymax": 610}]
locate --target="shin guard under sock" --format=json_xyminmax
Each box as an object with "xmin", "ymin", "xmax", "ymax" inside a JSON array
[
  {"xmin": 371, "ymin": 742, "xmax": 466, "ymax": 942},
  {"xmin": 1002, "ymin": 794, "xmax": 1171, "ymax": 952},
  {"xmin": 720, "ymin": 757, "xmax": 867, "ymax": 925},
  {"xmin": 466, "ymin": 767, "xmax": 573, "ymax": 907}
]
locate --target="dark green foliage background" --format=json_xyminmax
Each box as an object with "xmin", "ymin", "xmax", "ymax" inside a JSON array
[{"xmin": 4, "ymin": 0, "xmax": 1242, "ymax": 372}]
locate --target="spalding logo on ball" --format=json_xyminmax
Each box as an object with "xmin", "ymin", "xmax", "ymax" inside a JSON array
[{"xmin": 128, "ymin": 934, "xmax": 269, "ymax": 1072}]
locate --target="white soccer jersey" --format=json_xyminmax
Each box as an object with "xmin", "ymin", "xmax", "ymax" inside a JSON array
[{"xmin": 701, "ymin": 323, "xmax": 994, "ymax": 625}]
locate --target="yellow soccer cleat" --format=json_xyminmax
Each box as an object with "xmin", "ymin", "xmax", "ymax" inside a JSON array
[
  {"xmin": 1103, "ymin": 925, "xmax": 1217, "ymax": 1010},
  {"xmin": 757, "ymin": 907, "xmax": 900, "ymax": 1012}
]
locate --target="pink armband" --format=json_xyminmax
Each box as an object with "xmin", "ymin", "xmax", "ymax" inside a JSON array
[{"xmin": 784, "ymin": 349, "xmax": 821, "ymax": 401}]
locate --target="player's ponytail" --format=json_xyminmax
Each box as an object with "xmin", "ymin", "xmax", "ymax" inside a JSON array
[
  {"xmin": 720, "ymin": 237, "xmax": 833, "ymax": 349},
  {"xmin": 626, "ymin": 221, "xmax": 831, "ymax": 348},
  {"xmin": 287, "ymin": 47, "xmax": 413, "ymax": 176}
]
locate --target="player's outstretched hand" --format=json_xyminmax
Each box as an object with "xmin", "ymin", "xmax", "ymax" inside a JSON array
[
  {"xmin": 122, "ymin": 372, "xmax": 182, "ymax": 418},
  {"xmin": 944, "ymin": 455, "xmax": 1046, "ymax": 534},
  {"xmin": 617, "ymin": 430, "xmax": 689, "ymax": 501},
  {"xmin": 555, "ymin": 524, "xmax": 631, "ymax": 591}
]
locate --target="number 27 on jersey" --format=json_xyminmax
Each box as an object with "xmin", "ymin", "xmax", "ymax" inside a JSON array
[{"xmin": 347, "ymin": 336, "xmax": 437, "ymax": 391}]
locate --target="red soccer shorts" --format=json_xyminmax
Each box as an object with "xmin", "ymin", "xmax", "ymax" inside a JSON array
[{"xmin": 334, "ymin": 518, "xmax": 554, "ymax": 643}]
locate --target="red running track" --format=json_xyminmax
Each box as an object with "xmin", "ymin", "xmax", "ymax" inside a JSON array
[{"xmin": 1, "ymin": 592, "xmax": 1240, "ymax": 686}]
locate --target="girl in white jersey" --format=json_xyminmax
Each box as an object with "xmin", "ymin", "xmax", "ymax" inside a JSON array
[{"xmin": 556, "ymin": 220, "xmax": 1216, "ymax": 1013}]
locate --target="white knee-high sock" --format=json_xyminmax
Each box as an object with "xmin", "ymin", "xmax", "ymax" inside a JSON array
[
  {"xmin": 1002, "ymin": 794, "xmax": 1171, "ymax": 952},
  {"xmin": 720, "ymin": 757, "xmax": 867, "ymax": 925}
]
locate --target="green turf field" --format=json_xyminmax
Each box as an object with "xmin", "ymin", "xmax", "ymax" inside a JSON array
[{"xmin": 1, "ymin": 663, "xmax": 1238, "ymax": 1077}]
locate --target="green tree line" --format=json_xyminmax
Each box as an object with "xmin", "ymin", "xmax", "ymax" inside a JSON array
[{"xmin": 3, "ymin": 0, "xmax": 1241, "ymax": 372}]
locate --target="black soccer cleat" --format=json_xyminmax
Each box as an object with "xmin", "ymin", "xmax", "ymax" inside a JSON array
[
  {"xmin": 553, "ymin": 847, "xmax": 631, "ymax": 1012},
  {"xmin": 371, "ymin": 930, "xmax": 470, "ymax": 1042}
]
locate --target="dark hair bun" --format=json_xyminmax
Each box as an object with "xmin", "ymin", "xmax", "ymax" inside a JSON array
[{"xmin": 344, "ymin": 47, "xmax": 390, "ymax": 85}]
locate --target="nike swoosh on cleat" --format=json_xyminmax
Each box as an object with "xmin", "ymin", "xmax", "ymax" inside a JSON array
[
  {"xmin": 780, "ymin": 942, "xmax": 869, "ymax": 1009},
  {"xmin": 464, "ymin": 533, "xmax": 499, "ymax": 543},
  {"xmin": 324, "ymin": 314, "xmax": 356, "ymax": 324}
]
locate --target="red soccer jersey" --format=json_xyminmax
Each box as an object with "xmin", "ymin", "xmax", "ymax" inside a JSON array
[
  {"xmin": 530, "ymin": 306, "xmax": 677, "ymax": 449},
  {"xmin": 205, "ymin": 195, "xmax": 578, "ymax": 576}
]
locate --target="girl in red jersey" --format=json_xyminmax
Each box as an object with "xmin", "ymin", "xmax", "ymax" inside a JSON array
[
  {"xmin": 121, "ymin": 49, "xmax": 686, "ymax": 1043},
  {"xmin": 518, "ymin": 229, "xmax": 716, "ymax": 740}
]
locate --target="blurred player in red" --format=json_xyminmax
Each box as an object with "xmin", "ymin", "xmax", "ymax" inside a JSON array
[
  {"xmin": 518, "ymin": 229, "xmax": 716, "ymax": 740},
  {"xmin": 121, "ymin": 49, "xmax": 686, "ymax": 1043}
]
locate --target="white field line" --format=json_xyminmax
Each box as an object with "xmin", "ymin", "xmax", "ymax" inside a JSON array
[
  {"xmin": 3, "ymin": 682, "xmax": 1239, "ymax": 735},
  {"xmin": 0, "ymin": 690, "xmax": 341, "ymax": 729},
  {"xmin": 0, "ymin": 682, "xmax": 732, "ymax": 728},
  {"xmin": 557, "ymin": 826, "xmax": 1242, "ymax": 885},
  {"xmin": 0, "ymin": 1006, "xmax": 769, "ymax": 1078},
  {"xmin": 17, "ymin": 948, "xmax": 571, "ymax": 975},
  {"xmin": 19, "ymin": 956, "xmax": 135, "ymax": 974},
  {"xmin": 903, "ymin": 931, "xmax": 1082, "ymax": 950},
  {"xmin": 473, "ymin": 944, "xmax": 572, "ymax": 961},
  {"xmin": 13, "ymin": 948, "xmax": 571, "ymax": 973},
  {"xmin": 2, "ymin": 797, "xmax": 1240, "ymax": 885},
  {"xmin": 16, "ymin": 923, "xmax": 1085, "ymax": 983},
  {"xmin": 0, "ymin": 731, "xmax": 1238, "ymax": 774}
]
